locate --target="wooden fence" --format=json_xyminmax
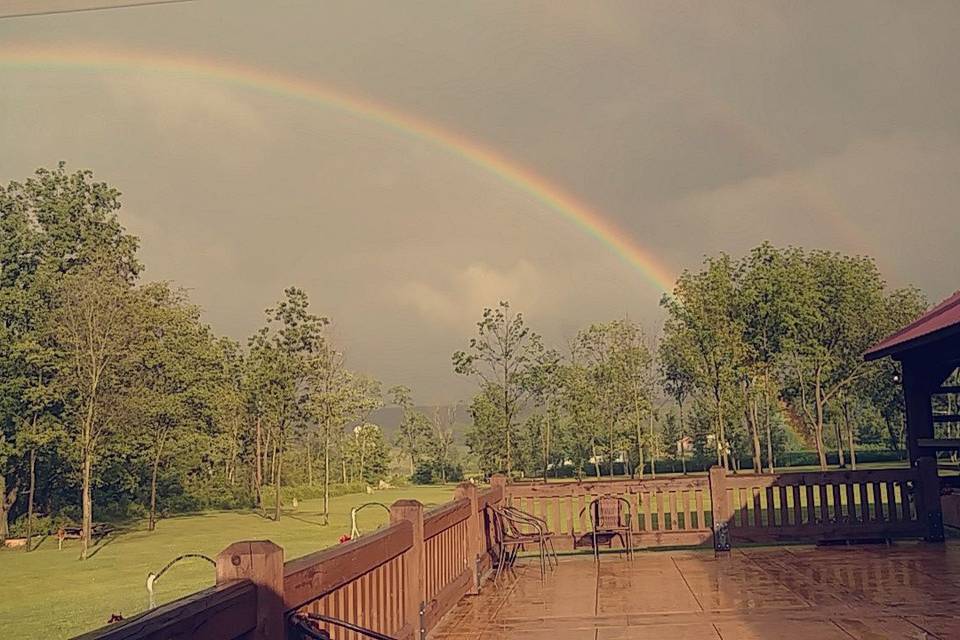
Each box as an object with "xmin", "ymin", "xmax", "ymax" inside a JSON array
[
  {"xmin": 74, "ymin": 482, "xmax": 506, "ymax": 640},
  {"xmin": 505, "ymin": 458, "xmax": 944, "ymax": 551}
]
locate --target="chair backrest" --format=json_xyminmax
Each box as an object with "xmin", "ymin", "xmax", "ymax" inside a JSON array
[{"xmin": 590, "ymin": 495, "xmax": 627, "ymax": 529}]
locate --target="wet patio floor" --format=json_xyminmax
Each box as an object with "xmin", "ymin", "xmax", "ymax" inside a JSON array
[{"xmin": 431, "ymin": 542, "xmax": 960, "ymax": 639}]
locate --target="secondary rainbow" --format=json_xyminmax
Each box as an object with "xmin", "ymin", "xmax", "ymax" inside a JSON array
[{"xmin": 0, "ymin": 44, "xmax": 676, "ymax": 291}]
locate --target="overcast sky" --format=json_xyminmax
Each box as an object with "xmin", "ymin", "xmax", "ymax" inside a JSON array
[{"xmin": 2, "ymin": 1, "xmax": 958, "ymax": 403}]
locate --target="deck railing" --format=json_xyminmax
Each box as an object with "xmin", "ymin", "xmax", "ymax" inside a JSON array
[
  {"xmin": 505, "ymin": 458, "xmax": 943, "ymax": 551},
  {"xmin": 74, "ymin": 482, "xmax": 506, "ymax": 640},
  {"xmin": 72, "ymin": 461, "xmax": 943, "ymax": 640}
]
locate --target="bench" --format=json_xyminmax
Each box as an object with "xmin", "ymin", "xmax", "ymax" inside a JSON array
[{"xmin": 57, "ymin": 523, "xmax": 114, "ymax": 550}]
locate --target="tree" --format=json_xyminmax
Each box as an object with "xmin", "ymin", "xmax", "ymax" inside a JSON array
[
  {"xmin": 346, "ymin": 423, "xmax": 390, "ymax": 484},
  {"xmin": 48, "ymin": 259, "xmax": 143, "ymax": 558},
  {"xmin": 248, "ymin": 288, "xmax": 328, "ymax": 522},
  {"xmin": 1, "ymin": 163, "xmax": 139, "ymax": 543},
  {"xmin": 465, "ymin": 384, "xmax": 506, "ymax": 476},
  {"xmin": 310, "ymin": 345, "xmax": 381, "ymax": 522},
  {"xmin": 781, "ymin": 251, "xmax": 913, "ymax": 470},
  {"xmin": 661, "ymin": 256, "xmax": 745, "ymax": 470},
  {"xmin": 453, "ymin": 301, "xmax": 545, "ymax": 476},
  {"xmin": 388, "ymin": 385, "xmax": 431, "ymax": 475}
]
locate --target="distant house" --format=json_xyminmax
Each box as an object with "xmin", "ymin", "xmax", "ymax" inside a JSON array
[{"xmin": 674, "ymin": 436, "xmax": 694, "ymax": 456}]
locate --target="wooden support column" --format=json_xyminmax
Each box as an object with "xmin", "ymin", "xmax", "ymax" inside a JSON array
[
  {"xmin": 391, "ymin": 499, "xmax": 425, "ymax": 640},
  {"xmin": 916, "ymin": 456, "xmax": 945, "ymax": 542},
  {"xmin": 709, "ymin": 466, "xmax": 732, "ymax": 552},
  {"xmin": 490, "ymin": 474, "xmax": 507, "ymax": 504},
  {"xmin": 215, "ymin": 540, "xmax": 284, "ymax": 640},
  {"xmin": 901, "ymin": 357, "xmax": 936, "ymax": 466},
  {"xmin": 455, "ymin": 482, "xmax": 481, "ymax": 594}
]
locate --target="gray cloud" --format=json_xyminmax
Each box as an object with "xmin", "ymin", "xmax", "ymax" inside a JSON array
[{"xmin": 1, "ymin": 0, "xmax": 958, "ymax": 402}]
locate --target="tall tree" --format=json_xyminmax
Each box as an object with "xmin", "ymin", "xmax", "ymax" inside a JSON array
[
  {"xmin": 781, "ymin": 251, "xmax": 913, "ymax": 469},
  {"xmin": 248, "ymin": 287, "xmax": 327, "ymax": 522},
  {"xmin": 388, "ymin": 385, "xmax": 431, "ymax": 476},
  {"xmin": 453, "ymin": 301, "xmax": 545, "ymax": 476},
  {"xmin": 48, "ymin": 259, "xmax": 143, "ymax": 558}
]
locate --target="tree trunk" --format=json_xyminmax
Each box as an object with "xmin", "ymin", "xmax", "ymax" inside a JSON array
[
  {"xmin": 307, "ymin": 435, "xmax": 313, "ymax": 486},
  {"xmin": 274, "ymin": 441, "xmax": 283, "ymax": 522},
  {"xmin": 744, "ymin": 381, "xmax": 762, "ymax": 473},
  {"xmin": 649, "ymin": 412, "xmax": 657, "ymax": 479},
  {"xmin": 81, "ymin": 449, "xmax": 93, "ymax": 560},
  {"xmin": 813, "ymin": 390, "xmax": 827, "ymax": 470},
  {"xmin": 678, "ymin": 399, "xmax": 687, "ymax": 475},
  {"xmin": 763, "ymin": 369, "xmax": 774, "ymax": 473},
  {"xmin": 592, "ymin": 445, "xmax": 601, "ymax": 479},
  {"xmin": 0, "ymin": 474, "xmax": 12, "ymax": 542},
  {"xmin": 323, "ymin": 418, "xmax": 330, "ymax": 525},
  {"xmin": 635, "ymin": 408, "xmax": 645, "ymax": 480},
  {"xmin": 835, "ymin": 419, "xmax": 846, "ymax": 468},
  {"xmin": 254, "ymin": 415, "xmax": 263, "ymax": 508},
  {"xmin": 843, "ymin": 400, "xmax": 857, "ymax": 471},
  {"xmin": 26, "ymin": 449, "xmax": 36, "ymax": 552},
  {"xmin": 543, "ymin": 412, "xmax": 550, "ymax": 482},
  {"xmin": 149, "ymin": 434, "xmax": 165, "ymax": 532}
]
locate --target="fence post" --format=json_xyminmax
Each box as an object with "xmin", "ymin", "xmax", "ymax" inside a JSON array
[
  {"xmin": 215, "ymin": 540, "xmax": 285, "ymax": 640},
  {"xmin": 916, "ymin": 457, "xmax": 944, "ymax": 542},
  {"xmin": 490, "ymin": 474, "xmax": 507, "ymax": 504},
  {"xmin": 455, "ymin": 482, "xmax": 481, "ymax": 594},
  {"xmin": 391, "ymin": 499, "xmax": 425, "ymax": 640},
  {"xmin": 708, "ymin": 466, "xmax": 732, "ymax": 553}
]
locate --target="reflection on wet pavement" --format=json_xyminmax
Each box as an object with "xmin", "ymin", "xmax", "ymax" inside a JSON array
[{"xmin": 431, "ymin": 542, "xmax": 960, "ymax": 639}]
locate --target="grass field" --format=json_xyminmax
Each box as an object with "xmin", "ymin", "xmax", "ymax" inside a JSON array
[{"xmin": 0, "ymin": 485, "xmax": 454, "ymax": 639}]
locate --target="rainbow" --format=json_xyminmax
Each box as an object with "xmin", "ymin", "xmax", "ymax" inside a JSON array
[{"xmin": 0, "ymin": 44, "xmax": 676, "ymax": 292}]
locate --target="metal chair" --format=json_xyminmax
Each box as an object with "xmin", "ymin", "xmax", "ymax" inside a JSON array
[
  {"xmin": 576, "ymin": 495, "xmax": 633, "ymax": 561},
  {"xmin": 502, "ymin": 505, "xmax": 559, "ymax": 569},
  {"xmin": 488, "ymin": 506, "xmax": 551, "ymax": 581}
]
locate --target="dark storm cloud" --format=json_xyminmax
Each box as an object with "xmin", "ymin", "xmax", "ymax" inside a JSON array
[{"xmin": 2, "ymin": 0, "xmax": 958, "ymax": 402}]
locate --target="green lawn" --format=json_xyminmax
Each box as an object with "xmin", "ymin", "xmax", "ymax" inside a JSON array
[{"xmin": 0, "ymin": 485, "xmax": 454, "ymax": 639}]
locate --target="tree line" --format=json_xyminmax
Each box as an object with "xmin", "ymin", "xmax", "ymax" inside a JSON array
[
  {"xmin": 0, "ymin": 165, "xmax": 452, "ymax": 555},
  {"xmin": 0, "ymin": 165, "xmax": 930, "ymax": 556},
  {"xmin": 456, "ymin": 244, "xmax": 925, "ymax": 480}
]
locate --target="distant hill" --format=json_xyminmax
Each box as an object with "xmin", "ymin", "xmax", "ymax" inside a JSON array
[{"xmin": 368, "ymin": 404, "xmax": 472, "ymax": 445}]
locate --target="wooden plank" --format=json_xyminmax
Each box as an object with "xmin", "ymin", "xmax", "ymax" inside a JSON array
[
  {"xmin": 548, "ymin": 529, "xmax": 713, "ymax": 552},
  {"xmin": 778, "ymin": 486, "xmax": 788, "ymax": 527},
  {"xmin": 752, "ymin": 487, "xmax": 762, "ymax": 528},
  {"xmin": 805, "ymin": 484, "xmax": 815, "ymax": 526},
  {"xmin": 423, "ymin": 498, "xmax": 471, "ymax": 539},
  {"xmin": 819, "ymin": 484, "xmax": 830, "ymax": 525},
  {"xmin": 724, "ymin": 468, "xmax": 914, "ymax": 489},
  {"xmin": 846, "ymin": 482, "xmax": 857, "ymax": 523},
  {"xmin": 766, "ymin": 486, "xmax": 776, "ymax": 527},
  {"xmin": 900, "ymin": 482, "xmax": 912, "ymax": 522},
  {"xmin": 284, "ymin": 520, "xmax": 413, "ymax": 612},
  {"xmin": 73, "ymin": 581, "xmax": 257, "ymax": 640},
  {"xmin": 791, "ymin": 485, "xmax": 802, "ymax": 526},
  {"xmin": 730, "ymin": 520, "xmax": 924, "ymax": 544},
  {"xmin": 656, "ymin": 489, "xmax": 665, "ymax": 531},
  {"xmin": 505, "ymin": 475, "xmax": 710, "ymax": 499},
  {"xmin": 859, "ymin": 483, "xmax": 871, "ymax": 523},
  {"xmin": 833, "ymin": 484, "xmax": 844, "ymax": 523},
  {"xmin": 886, "ymin": 481, "xmax": 898, "ymax": 523},
  {"xmin": 871, "ymin": 482, "xmax": 884, "ymax": 523},
  {"xmin": 422, "ymin": 570, "xmax": 472, "ymax": 630},
  {"xmin": 669, "ymin": 490, "xmax": 679, "ymax": 530},
  {"xmin": 695, "ymin": 489, "xmax": 704, "ymax": 530}
]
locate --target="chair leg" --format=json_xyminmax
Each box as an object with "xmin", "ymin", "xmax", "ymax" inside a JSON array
[
  {"xmin": 592, "ymin": 530, "xmax": 599, "ymax": 563},
  {"xmin": 548, "ymin": 538, "xmax": 559, "ymax": 568},
  {"xmin": 494, "ymin": 545, "xmax": 506, "ymax": 583}
]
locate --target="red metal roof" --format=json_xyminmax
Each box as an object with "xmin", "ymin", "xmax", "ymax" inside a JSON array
[{"xmin": 864, "ymin": 289, "xmax": 960, "ymax": 360}]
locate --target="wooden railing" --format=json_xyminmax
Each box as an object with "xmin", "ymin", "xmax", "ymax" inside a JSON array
[
  {"xmin": 506, "ymin": 475, "xmax": 714, "ymax": 549},
  {"xmin": 75, "ymin": 482, "xmax": 506, "ymax": 640},
  {"xmin": 72, "ymin": 462, "xmax": 941, "ymax": 640},
  {"xmin": 505, "ymin": 458, "xmax": 944, "ymax": 551}
]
